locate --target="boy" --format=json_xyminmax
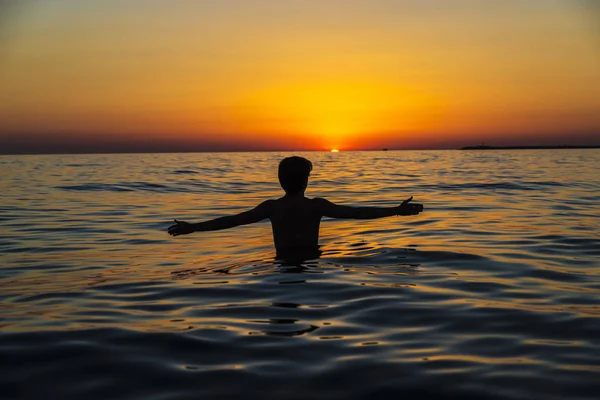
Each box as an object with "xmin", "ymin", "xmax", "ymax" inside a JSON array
[{"xmin": 168, "ymin": 156, "xmax": 423, "ymax": 260}]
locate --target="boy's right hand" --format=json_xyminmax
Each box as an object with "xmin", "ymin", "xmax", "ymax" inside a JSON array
[
  {"xmin": 168, "ymin": 219, "xmax": 194, "ymax": 236},
  {"xmin": 397, "ymin": 196, "xmax": 423, "ymax": 215}
]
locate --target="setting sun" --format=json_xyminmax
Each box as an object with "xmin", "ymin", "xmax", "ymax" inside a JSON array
[
  {"xmin": 232, "ymin": 81, "xmax": 438, "ymax": 150},
  {"xmin": 330, "ymin": 149, "xmax": 340, "ymax": 153}
]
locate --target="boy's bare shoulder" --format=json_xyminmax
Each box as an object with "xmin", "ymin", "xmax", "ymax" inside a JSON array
[
  {"xmin": 250, "ymin": 199, "xmax": 277, "ymax": 215},
  {"xmin": 311, "ymin": 197, "xmax": 333, "ymax": 207},
  {"xmin": 267, "ymin": 196, "xmax": 327, "ymax": 210},
  {"xmin": 258, "ymin": 199, "xmax": 277, "ymax": 209}
]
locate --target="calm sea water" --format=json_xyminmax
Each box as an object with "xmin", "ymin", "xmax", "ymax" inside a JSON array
[{"xmin": 1, "ymin": 150, "xmax": 599, "ymax": 400}]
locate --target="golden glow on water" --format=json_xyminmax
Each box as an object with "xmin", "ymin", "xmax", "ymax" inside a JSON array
[{"xmin": 419, "ymin": 354, "xmax": 542, "ymax": 365}]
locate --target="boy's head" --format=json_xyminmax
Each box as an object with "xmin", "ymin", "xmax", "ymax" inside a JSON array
[{"xmin": 278, "ymin": 156, "xmax": 313, "ymax": 195}]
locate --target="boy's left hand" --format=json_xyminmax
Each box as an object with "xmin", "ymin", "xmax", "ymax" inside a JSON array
[{"xmin": 168, "ymin": 219, "xmax": 194, "ymax": 236}]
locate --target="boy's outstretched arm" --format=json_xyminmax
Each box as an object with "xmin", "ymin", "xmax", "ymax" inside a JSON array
[
  {"xmin": 315, "ymin": 196, "xmax": 423, "ymax": 219},
  {"xmin": 168, "ymin": 200, "xmax": 273, "ymax": 236}
]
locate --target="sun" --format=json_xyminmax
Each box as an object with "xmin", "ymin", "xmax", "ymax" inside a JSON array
[{"xmin": 330, "ymin": 149, "xmax": 340, "ymax": 152}]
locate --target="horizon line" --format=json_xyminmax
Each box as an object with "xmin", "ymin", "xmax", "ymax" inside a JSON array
[{"xmin": 2, "ymin": 145, "xmax": 600, "ymax": 156}]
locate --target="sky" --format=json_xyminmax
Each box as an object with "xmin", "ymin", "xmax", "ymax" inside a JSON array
[{"xmin": 1, "ymin": 0, "xmax": 599, "ymax": 153}]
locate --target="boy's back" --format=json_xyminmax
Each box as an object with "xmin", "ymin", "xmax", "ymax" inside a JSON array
[{"xmin": 267, "ymin": 196, "xmax": 322, "ymax": 258}]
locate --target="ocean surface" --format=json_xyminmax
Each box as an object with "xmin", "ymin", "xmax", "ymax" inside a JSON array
[{"xmin": 1, "ymin": 150, "xmax": 599, "ymax": 400}]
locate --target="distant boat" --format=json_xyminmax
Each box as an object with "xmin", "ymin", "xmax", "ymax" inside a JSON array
[{"xmin": 382, "ymin": 148, "xmax": 389, "ymax": 151}]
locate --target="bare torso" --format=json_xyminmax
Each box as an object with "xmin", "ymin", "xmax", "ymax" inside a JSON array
[{"xmin": 267, "ymin": 195, "xmax": 322, "ymax": 256}]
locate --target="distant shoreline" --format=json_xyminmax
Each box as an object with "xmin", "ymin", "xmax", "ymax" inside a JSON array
[{"xmin": 460, "ymin": 145, "xmax": 600, "ymax": 150}]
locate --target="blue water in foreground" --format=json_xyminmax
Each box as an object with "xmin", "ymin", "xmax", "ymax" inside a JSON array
[{"xmin": 1, "ymin": 150, "xmax": 599, "ymax": 400}]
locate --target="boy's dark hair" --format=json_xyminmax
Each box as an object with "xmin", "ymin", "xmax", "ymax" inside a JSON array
[{"xmin": 278, "ymin": 156, "xmax": 313, "ymax": 195}]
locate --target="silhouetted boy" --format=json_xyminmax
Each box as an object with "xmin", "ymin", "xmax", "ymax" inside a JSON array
[{"xmin": 168, "ymin": 156, "xmax": 423, "ymax": 260}]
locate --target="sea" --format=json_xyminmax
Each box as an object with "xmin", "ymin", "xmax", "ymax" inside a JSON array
[{"xmin": 1, "ymin": 149, "xmax": 599, "ymax": 400}]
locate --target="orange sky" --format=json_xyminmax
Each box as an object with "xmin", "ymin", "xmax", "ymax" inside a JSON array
[{"xmin": 1, "ymin": 0, "xmax": 599, "ymax": 153}]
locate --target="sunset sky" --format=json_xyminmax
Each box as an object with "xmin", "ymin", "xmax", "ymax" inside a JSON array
[{"xmin": 1, "ymin": 0, "xmax": 599, "ymax": 153}]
